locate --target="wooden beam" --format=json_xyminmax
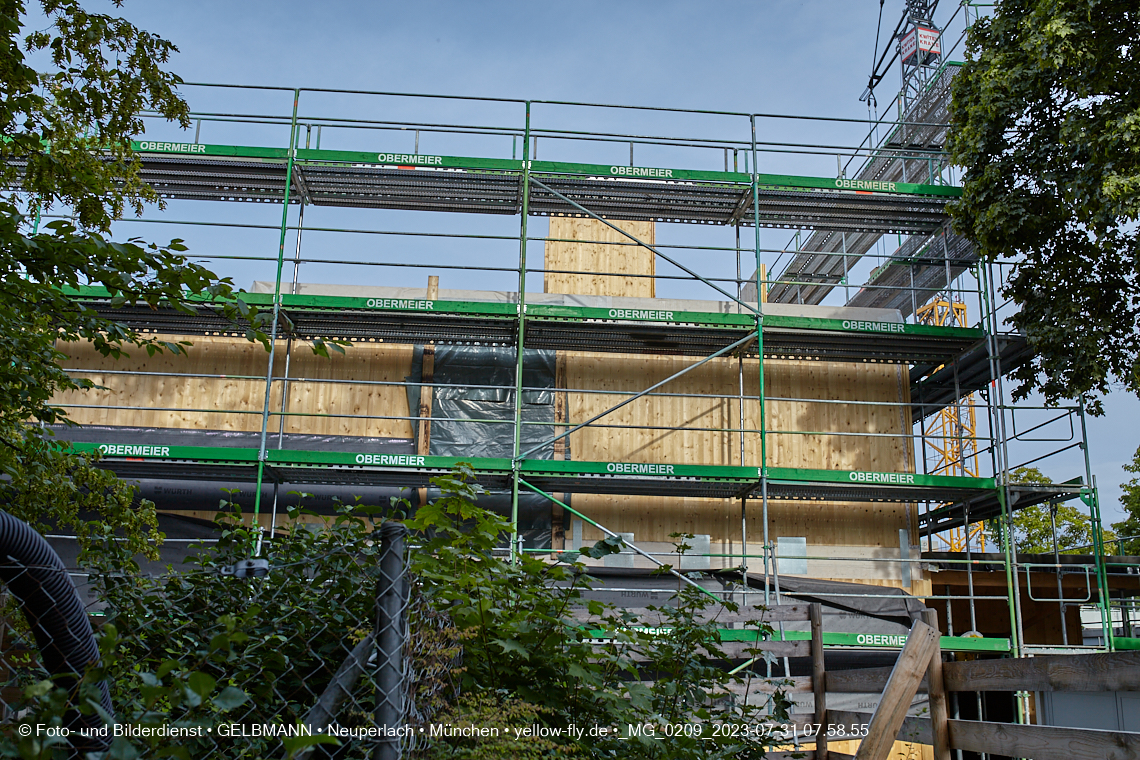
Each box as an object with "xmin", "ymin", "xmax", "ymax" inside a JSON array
[
  {"xmin": 720, "ymin": 640, "xmax": 811, "ymax": 659},
  {"xmin": 426, "ymin": 275, "xmax": 439, "ymax": 301},
  {"xmin": 415, "ymin": 345, "xmax": 435, "ymax": 506},
  {"xmin": 601, "ymin": 638, "xmax": 810, "ymax": 665},
  {"xmin": 921, "ymin": 609, "xmax": 950, "ymax": 760},
  {"xmin": 943, "ymin": 651, "xmax": 1140, "ymax": 693},
  {"xmin": 567, "ymin": 603, "xmax": 809, "ymax": 626},
  {"xmin": 827, "ymin": 666, "xmax": 928, "ymax": 694},
  {"xmin": 811, "ymin": 603, "xmax": 828, "ymax": 760},
  {"xmin": 854, "ymin": 620, "xmax": 940, "ymax": 760},
  {"xmin": 948, "ymin": 719, "xmax": 1140, "ymax": 760},
  {"xmin": 721, "ymin": 675, "xmax": 814, "ymax": 695},
  {"xmin": 827, "ymin": 710, "xmax": 931, "ymax": 746},
  {"xmin": 829, "ymin": 711, "xmax": 1140, "ymax": 760}
]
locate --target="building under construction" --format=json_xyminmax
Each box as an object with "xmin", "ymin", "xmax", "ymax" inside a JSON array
[{"xmin": 41, "ymin": 2, "xmax": 1140, "ymax": 756}]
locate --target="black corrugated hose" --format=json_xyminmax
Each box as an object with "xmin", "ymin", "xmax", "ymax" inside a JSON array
[{"xmin": 0, "ymin": 510, "xmax": 113, "ymax": 751}]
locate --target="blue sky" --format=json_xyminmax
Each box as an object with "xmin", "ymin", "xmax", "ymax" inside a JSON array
[{"xmin": 62, "ymin": 1, "xmax": 1140, "ymax": 522}]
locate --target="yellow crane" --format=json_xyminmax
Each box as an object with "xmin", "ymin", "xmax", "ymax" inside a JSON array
[{"xmin": 916, "ymin": 299, "xmax": 986, "ymax": 552}]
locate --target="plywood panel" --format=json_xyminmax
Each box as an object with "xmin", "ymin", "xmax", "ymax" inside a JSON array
[
  {"xmin": 279, "ymin": 342, "xmax": 414, "ymax": 438},
  {"xmin": 56, "ymin": 336, "xmax": 272, "ymax": 431},
  {"xmin": 544, "ymin": 217, "xmax": 655, "ymax": 297},
  {"xmin": 54, "ymin": 337, "xmax": 414, "ymax": 439},
  {"xmin": 563, "ymin": 350, "xmax": 916, "ymax": 582}
]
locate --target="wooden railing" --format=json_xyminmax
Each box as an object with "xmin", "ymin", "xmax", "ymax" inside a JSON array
[{"xmin": 577, "ymin": 602, "xmax": 1140, "ymax": 760}]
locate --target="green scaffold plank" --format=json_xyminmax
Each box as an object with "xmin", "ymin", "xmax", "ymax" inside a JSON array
[
  {"xmin": 129, "ymin": 140, "xmax": 960, "ymax": 199},
  {"xmin": 716, "ymin": 629, "xmax": 1010, "ymax": 653},
  {"xmin": 522, "ymin": 460, "xmax": 994, "ymax": 491},
  {"xmin": 766, "ymin": 465, "xmax": 995, "ymax": 491},
  {"xmin": 279, "ymin": 294, "xmax": 517, "ymax": 317},
  {"xmin": 73, "ymin": 441, "xmax": 994, "ymax": 492},
  {"xmin": 71, "ymin": 442, "xmax": 259, "ymax": 463},
  {"xmin": 266, "ymin": 450, "xmax": 514, "ymax": 471},
  {"xmin": 63, "ymin": 284, "xmax": 983, "ymax": 341},
  {"xmin": 131, "ymin": 140, "xmax": 289, "ymax": 160}
]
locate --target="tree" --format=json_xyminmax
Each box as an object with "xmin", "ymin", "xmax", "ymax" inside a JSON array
[
  {"xmin": 1111, "ymin": 445, "xmax": 1140, "ymax": 555},
  {"xmin": 4, "ymin": 468, "xmax": 788, "ymax": 759},
  {"xmin": 946, "ymin": 1, "xmax": 1140, "ymax": 414},
  {"xmin": 0, "ymin": 1, "xmax": 275, "ymax": 558},
  {"xmin": 990, "ymin": 467, "xmax": 1111, "ymax": 554}
]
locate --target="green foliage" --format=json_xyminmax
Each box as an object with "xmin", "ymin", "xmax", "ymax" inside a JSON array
[
  {"xmin": 0, "ymin": 1, "xmax": 313, "ymax": 557},
  {"xmin": 947, "ymin": 0, "xmax": 1140, "ymax": 413},
  {"xmin": 0, "ymin": 3, "xmax": 196, "ymax": 553},
  {"xmin": 1112, "ymin": 445, "xmax": 1140, "ymax": 555},
  {"xmin": 426, "ymin": 693, "xmax": 582, "ymax": 759},
  {"xmin": 410, "ymin": 467, "xmax": 785, "ymax": 759},
  {"xmin": 2, "ymin": 467, "xmax": 789, "ymax": 759}
]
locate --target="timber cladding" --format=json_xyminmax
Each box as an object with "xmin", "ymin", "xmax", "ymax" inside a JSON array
[
  {"xmin": 54, "ymin": 336, "xmax": 415, "ymax": 439},
  {"xmin": 55, "ymin": 334, "xmax": 919, "ymax": 585},
  {"xmin": 562, "ymin": 350, "xmax": 917, "ymax": 566},
  {"xmin": 53, "ymin": 215, "xmax": 920, "ymax": 588},
  {"xmin": 544, "ymin": 217, "xmax": 655, "ymax": 298}
]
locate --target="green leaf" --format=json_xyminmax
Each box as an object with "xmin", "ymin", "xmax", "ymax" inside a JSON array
[
  {"xmin": 212, "ymin": 686, "xmax": 248, "ymax": 711},
  {"xmin": 186, "ymin": 671, "xmax": 217, "ymax": 699},
  {"xmin": 492, "ymin": 638, "xmax": 530, "ymax": 657},
  {"xmin": 281, "ymin": 730, "xmax": 341, "ymax": 757}
]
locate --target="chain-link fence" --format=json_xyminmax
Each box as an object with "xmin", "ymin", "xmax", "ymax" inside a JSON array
[
  {"xmin": 0, "ymin": 475, "xmax": 798, "ymax": 760},
  {"xmin": 0, "ymin": 508, "xmax": 442, "ymax": 760}
]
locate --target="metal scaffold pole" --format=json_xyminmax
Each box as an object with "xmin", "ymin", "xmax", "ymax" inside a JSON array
[
  {"xmin": 510, "ymin": 102, "xmax": 532, "ymax": 563},
  {"xmin": 1079, "ymin": 400, "xmax": 1114, "ymax": 650},
  {"xmin": 751, "ymin": 115, "xmax": 770, "ymax": 613},
  {"xmin": 252, "ymin": 88, "xmax": 301, "ymax": 538},
  {"xmin": 981, "ymin": 261, "xmax": 1024, "ymax": 668}
]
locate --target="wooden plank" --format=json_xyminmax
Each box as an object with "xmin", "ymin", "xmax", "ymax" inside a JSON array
[
  {"xmin": 943, "ymin": 651, "xmax": 1140, "ymax": 693},
  {"xmin": 608, "ymin": 639, "xmax": 809, "ymax": 664},
  {"xmin": 855, "ymin": 620, "xmax": 940, "ymax": 760},
  {"xmin": 720, "ymin": 640, "xmax": 811, "ymax": 659},
  {"xmin": 567, "ymin": 603, "xmax": 809, "ymax": 626},
  {"xmin": 811, "ymin": 603, "xmax": 828, "ymax": 760},
  {"xmin": 763, "ymin": 604, "xmax": 813, "ymax": 623},
  {"xmin": 921, "ymin": 609, "xmax": 950, "ymax": 760},
  {"xmin": 416, "ymin": 346, "xmax": 435, "ymax": 505},
  {"xmin": 827, "ymin": 710, "xmax": 932, "ymax": 746},
  {"xmin": 948, "ymin": 719, "xmax": 1140, "ymax": 760},
  {"xmin": 721, "ymin": 675, "xmax": 814, "ymax": 695},
  {"xmin": 827, "ymin": 666, "xmax": 929, "ymax": 694},
  {"xmin": 544, "ymin": 217, "xmax": 655, "ymax": 297}
]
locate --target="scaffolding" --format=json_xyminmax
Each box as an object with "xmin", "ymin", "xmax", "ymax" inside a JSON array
[{"xmin": 34, "ymin": 80, "xmax": 1119, "ymax": 668}]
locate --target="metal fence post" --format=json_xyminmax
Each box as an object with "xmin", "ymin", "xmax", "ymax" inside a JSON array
[{"xmin": 375, "ymin": 522, "xmax": 409, "ymax": 760}]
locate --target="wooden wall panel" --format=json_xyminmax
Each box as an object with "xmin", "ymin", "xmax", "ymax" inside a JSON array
[
  {"xmin": 544, "ymin": 217, "xmax": 655, "ymax": 297},
  {"xmin": 55, "ymin": 337, "xmax": 414, "ymax": 439},
  {"xmin": 277, "ymin": 342, "xmax": 414, "ymax": 438},
  {"xmin": 563, "ymin": 351, "xmax": 916, "ymax": 565},
  {"xmin": 56, "ymin": 336, "xmax": 271, "ymax": 431}
]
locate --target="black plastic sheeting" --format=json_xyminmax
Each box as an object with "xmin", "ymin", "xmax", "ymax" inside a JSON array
[
  {"xmin": 573, "ymin": 568, "xmax": 918, "ymax": 633},
  {"xmin": 408, "ymin": 345, "xmax": 557, "ymax": 460},
  {"xmin": 741, "ymin": 572, "xmax": 927, "ymax": 628},
  {"xmin": 412, "ymin": 345, "xmax": 559, "ymax": 550}
]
